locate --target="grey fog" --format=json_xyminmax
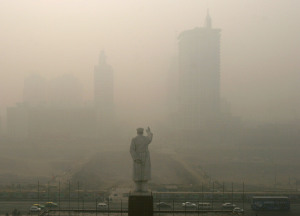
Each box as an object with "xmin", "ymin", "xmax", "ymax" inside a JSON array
[{"xmin": 0, "ymin": 0, "xmax": 300, "ymax": 196}]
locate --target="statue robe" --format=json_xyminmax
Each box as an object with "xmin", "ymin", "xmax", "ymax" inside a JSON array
[{"xmin": 130, "ymin": 132, "xmax": 153, "ymax": 181}]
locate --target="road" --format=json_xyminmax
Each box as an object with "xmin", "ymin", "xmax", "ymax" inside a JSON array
[{"xmin": 1, "ymin": 201, "xmax": 300, "ymax": 216}]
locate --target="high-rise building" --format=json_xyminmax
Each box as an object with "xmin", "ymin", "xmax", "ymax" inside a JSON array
[
  {"xmin": 7, "ymin": 74, "xmax": 94, "ymax": 140},
  {"xmin": 177, "ymin": 12, "xmax": 221, "ymax": 130},
  {"xmin": 94, "ymin": 51, "xmax": 114, "ymax": 127}
]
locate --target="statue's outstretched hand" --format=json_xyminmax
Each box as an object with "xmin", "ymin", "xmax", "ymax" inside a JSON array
[{"xmin": 146, "ymin": 127, "xmax": 151, "ymax": 133}]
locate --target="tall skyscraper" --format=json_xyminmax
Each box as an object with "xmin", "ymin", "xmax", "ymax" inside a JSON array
[
  {"xmin": 178, "ymin": 12, "xmax": 221, "ymax": 130},
  {"xmin": 94, "ymin": 51, "xmax": 114, "ymax": 127}
]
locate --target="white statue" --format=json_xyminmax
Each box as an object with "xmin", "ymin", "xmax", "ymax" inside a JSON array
[{"xmin": 130, "ymin": 127, "xmax": 153, "ymax": 192}]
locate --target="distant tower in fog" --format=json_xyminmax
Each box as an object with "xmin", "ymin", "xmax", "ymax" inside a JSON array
[
  {"xmin": 94, "ymin": 51, "xmax": 114, "ymax": 126},
  {"xmin": 178, "ymin": 12, "xmax": 221, "ymax": 130}
]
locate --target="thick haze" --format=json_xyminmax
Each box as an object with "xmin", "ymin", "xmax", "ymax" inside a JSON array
[{"xmin": 1, "ymin": 0, "xmax": 300, "ymax": 125}]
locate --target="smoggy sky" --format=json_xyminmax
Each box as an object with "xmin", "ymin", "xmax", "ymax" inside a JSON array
[{"xmin": 0, "ymin": 0, "xmax": 300, "ymax": 124}]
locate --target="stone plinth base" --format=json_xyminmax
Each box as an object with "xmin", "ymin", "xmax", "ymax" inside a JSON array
[{"xmin": 128, "ymin": 192, "xmax": 153, "ymax": 216}]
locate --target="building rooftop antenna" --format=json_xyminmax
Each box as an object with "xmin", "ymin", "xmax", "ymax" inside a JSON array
[{"xmin": 205, "ymin": 9, "xmax": 212, "ymax": 28}]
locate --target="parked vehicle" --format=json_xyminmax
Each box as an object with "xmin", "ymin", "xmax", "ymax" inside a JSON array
[
  {"xmin": 30, "ymin": 206, "xmax": 41, "ymax": 212},
  {"xmin": 156, "ymin": 202, "xmax": 171, "ymax": 208},
  {"xmin": 32, "ymin": 204, "xmax": 45, "ymax": 209},
  {"xmin": 251, "ymin": 196, "xmax": 290, "ymax": 211},
  {"xmin": 97, "ymin": 202, "xmax": 107, "ymax": 208},
  {"xmin": 233, "ymin": 207, "xmax": 244, "ymax": 213},
  {"xmin": 45, "ymin": 202, "xmax": 58, "ymax": 208},
  {"xmin": 222, "ymin": 203, "xmax": 236, "ymax": 209},
  {"xmin": 182, "ymin": 202, "xmax": 197, "ymax": 208}
]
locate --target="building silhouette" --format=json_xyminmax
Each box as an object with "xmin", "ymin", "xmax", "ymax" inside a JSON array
[
  {"xmin": 177, "ymin": 12, "xmax": 221, "ymax": 130},
  {"xmin": 6, "ymin": 50, "xmax": 117, "ymax": 140},
  {"xmin": 94, "ymin": 51, "xmax": 114, "ymax": 129},
  {"xmin": 7, "ymin": 74, "xmax": 95, "ymax": 140}
]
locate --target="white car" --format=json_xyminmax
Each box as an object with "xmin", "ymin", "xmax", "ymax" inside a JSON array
[
  {"xmin": 182, "ymin": 202, "xmax": 197, "ymax": 208},
  {"xmin": 97, "ymin": 202, "xmax": 107, "ymax": 208},
  {"xmin": 233, "ymin": 207, "xmax": 244, "ymax": 213},
  {"xmin": 156, "ymin": 202, "xmax": 171, "ymax": 208},
  {"xmin": 30, "ymin": 206, "xmax": 41, "ymax": 212},
  {"xmin": 222, "ymin": 203, "xmax": 236, "ymax": 209}
]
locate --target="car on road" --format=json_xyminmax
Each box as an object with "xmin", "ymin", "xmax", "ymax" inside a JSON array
[
  {"xmin": 222, "ymin": 203, "xmax": 236, "ymax": 209},
  {"xmin": 182, "ymin": 202, "xmax": 197, "ymax": 208},
  {"xmin": 156, "ymin": 202, "xmax": 171, "ymax": 208},
  {"xmin": 45, "ymin": 202, "xmax": 58, "ymax": 208},
  {"xmin": 198, "ymin": 202, "xmax": 211, "ymax": 209},
  {"xmin": 233, "ymin": 207, "xmax": 244, "ymax": 213},
  {"xmin": 33, "ymin": 204, "xmax": 45, "ymax": 209},
  {"xmin": 30, "ymin": 206, "xmax": 41, "ymax": 212},
  {"xmin": 97, "ymin": 202, "xmax": 107, "ymax": 208}
]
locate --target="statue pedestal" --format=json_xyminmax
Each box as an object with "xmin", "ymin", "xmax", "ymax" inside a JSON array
[{"xmin": 128, "ymin": 191, "xmax": 153, "ymax": 216}]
